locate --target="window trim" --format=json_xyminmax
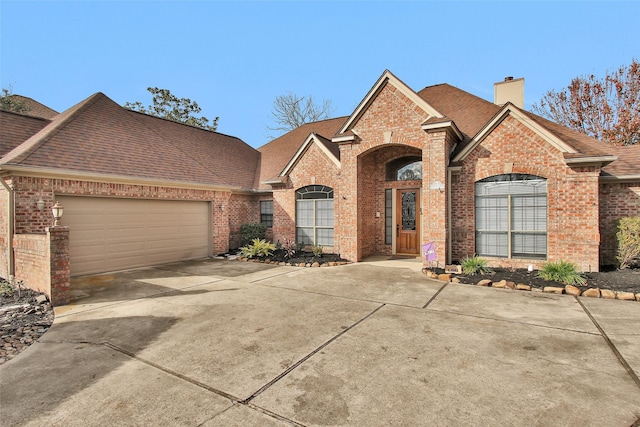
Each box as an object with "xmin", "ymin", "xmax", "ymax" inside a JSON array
[
  {"xmin": 475, "ymin": 174, "xmax": 547, "ymax": 259},
  {"xmin": 295, "ymin": 185, "xmax": 334, "ymax": 246},
  {"xmin": 260, "ymin": 200, "xmax": 273, "ymax": 228}
]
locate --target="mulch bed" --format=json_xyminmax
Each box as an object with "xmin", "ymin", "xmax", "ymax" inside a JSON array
[
  {"xmin": 1, "ymin": 287, "xmax": 54, "ymax": 366},
  {"xmin": 453, "ymin": 267, "xmax": 640, "ymax": 294},
  {"xmin": 240, "ymin": 249, "xmax": 349, "ymax": 266}
]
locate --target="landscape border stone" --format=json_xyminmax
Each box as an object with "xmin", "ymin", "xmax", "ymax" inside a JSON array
[{"xmin": 422, "ymin": 269, "xmax": 640, "ymax": 303}]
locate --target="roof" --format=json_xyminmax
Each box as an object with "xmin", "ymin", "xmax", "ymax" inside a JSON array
[
  {"xmin": 602, "ymin": 144, "xmax": 640, "ymax": 178},
  {"xmin": 8, "ymin": 95, "xmax": 59, "ymax": 119},
  {"xmin": 1, "ymin": 93, "xmax": 260, "ymax": 190},
  {"xmin": 256, "ymin": 117, "xmax": 346, "ymax": 189},
  {"xmin": 0, "ymin": 110, "xmax": 50, "ymax": 157}
]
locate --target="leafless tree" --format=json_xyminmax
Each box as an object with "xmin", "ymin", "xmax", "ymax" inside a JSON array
[{"xmin": 267, "ymin": 92, "xmax": 334, "ymax": 137}]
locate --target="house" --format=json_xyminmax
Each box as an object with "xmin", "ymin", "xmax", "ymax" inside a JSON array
[{"xmin": 1, "ymin": 70, "xmax": 639, "ymax": 305}]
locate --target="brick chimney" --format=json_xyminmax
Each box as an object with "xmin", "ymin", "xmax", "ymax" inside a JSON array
[{"xmin": 494, "ymin": 76, "xmax": 524, "ymax": 109}]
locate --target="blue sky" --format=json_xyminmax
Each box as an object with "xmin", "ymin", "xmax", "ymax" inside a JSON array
[{"xmin": 1, "ymin": 1, "xmax": 638, "ymax": 148}]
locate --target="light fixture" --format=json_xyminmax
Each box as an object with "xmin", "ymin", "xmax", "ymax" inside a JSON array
[
  {"xmin": 36, "ymin": 198, "xmax": 45, "ymax": 211},
  {"xmin": 528, "ymin": 264, "xmax": 534, "ymax": 273},
  {"xmin": 52, "ymin": 201, "xmax": 64, "ymax": 226},
  {"xmin": 219, "ymin": 204, "xmax": 224, "ymax": 212}
]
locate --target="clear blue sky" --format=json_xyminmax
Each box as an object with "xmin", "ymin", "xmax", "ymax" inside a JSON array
[{"xmin": 1, "ymin": 1, "xmax": 638, "ymax": 148}]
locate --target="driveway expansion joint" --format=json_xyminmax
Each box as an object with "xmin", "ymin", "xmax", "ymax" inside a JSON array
[
  {"xmin": 576, "ymin": 296, "xmax": 640, "ymax": 390},
  {"xmin": 422, "ymin": 282, "xmax": 448, "ymax": 308},
  {"xmin": 241, "ymin": 304, "xmax": 386, "ymax": 405}
]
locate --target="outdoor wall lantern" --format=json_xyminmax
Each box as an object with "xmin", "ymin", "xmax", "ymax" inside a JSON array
[
  {"xmin": 219, "ymin": 204, "xmax": 224, "ymax": 212},
  {"xmin": 52, "ymin": 201, "xmax": 64, "ymax": 226},
  {"xmin": 36, "ymin": 198, "xmax": 45, "ymax": 211}
]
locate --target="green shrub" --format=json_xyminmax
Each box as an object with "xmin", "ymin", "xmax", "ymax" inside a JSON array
[
  {"xmin": 312, "ymin": 245, "xmax": 323, "ymax": 257},
  {"xmin": 616, "ymin": 216, "xmax": 640, "ymax": 269},
  {"xmin": 239, "ymin": 238, "xmax": 276, "ymax": 259},
  {"xmin": 538, "ymin": 261, "xmax": 586, "ymax": 286},
  {"xmin": 461, "ymin": 256, "xmax": 492, "ymax": 275},
  {"xmin": 240, "ymin": 223, "xmax": 266, "ymax": 247}
]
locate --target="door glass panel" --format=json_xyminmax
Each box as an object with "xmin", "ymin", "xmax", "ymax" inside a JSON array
[{"xmin": 402, "ymin": 192, "xmax": 416, "ymax": 231}]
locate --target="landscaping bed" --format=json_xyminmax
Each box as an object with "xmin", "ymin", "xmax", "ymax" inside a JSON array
[
  {"xmin": 237, "ymin": 249, "xmax": 350, "ymax": 266},
  {"xmin": 454, "ymin": 267, "xmax": 640, "ymax": 294}
]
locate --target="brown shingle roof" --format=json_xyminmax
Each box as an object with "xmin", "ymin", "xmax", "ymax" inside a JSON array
[
  {"xmin": 257, "ymin": 117, "xmax": 347, "ymax": 189},
  {"xmin": 0, "ymin": 110, "xmax": 50, "ymax": 157},
  {"xmin": 417, "ymin": 83, "xmax": 501, "ymax": 142},
  {"xmin": 1, "ymin": 93, "xmax": 260, "ymax": 189},
  {"xmin": 602, "ymin": 144, "xmax": 640, "ymax": 177},
  {"xmin": 8, "ymin": 95, "xmax": 59, "ymax": 119}
]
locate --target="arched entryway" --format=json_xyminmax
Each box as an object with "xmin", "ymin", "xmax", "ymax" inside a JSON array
[{"xmin": 356, "ymin": 145, "xmax": 423, "ymax": 259}]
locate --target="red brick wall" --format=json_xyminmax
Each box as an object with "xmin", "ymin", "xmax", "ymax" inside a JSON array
[
  {"xmin": 452, "ymin": 114, "xmax": 602, "ymax": 272},
  {"xmin": 599, "ymin": 182, "xmax": 640, "ymax": 266},
  {"xmin": 274, "ymin": 141, "xmax": 340, "ymax": 252},
  {"xmin": 12, "ymin": 227, "xmax": 70, "ymax": 306}
]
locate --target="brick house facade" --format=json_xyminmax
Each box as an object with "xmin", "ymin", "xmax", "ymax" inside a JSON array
[{"xmin": 2, "ymin": 70, "xmax": 639, "ymax": 305}]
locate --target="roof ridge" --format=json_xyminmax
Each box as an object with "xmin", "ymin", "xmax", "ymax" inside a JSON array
[{"xmin": 1, "ymin": 93, "xmax": 105, "ymax": 165}]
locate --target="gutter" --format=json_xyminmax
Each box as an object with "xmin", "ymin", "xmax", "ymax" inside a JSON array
[{"xmin": 0, "ymin": 176, "xmax": 14, "ymax": 280}]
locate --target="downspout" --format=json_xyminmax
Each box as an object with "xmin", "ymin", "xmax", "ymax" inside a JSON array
[{"xmin": 0, "ymin": 176, "xmax": 15, "ymax": 280}]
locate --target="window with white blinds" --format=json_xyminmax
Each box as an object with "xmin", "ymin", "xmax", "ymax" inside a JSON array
[
  {"xmin": 295, "ymin": 185, "xmax": 334, "ymax": 246},
  {"xmin": 475, "ymin": 174, "xmax": 547, "ymax": 259}
]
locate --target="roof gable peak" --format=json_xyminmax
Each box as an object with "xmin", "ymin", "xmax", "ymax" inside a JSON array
[{"xmin": 336, "ymin": 70, "xmax": 444, "ymax": 136}]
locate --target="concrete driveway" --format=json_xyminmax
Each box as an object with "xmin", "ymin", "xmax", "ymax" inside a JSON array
[{"xmin": 1, "ymin": 258, "xmax": 639, "ymax": 426}]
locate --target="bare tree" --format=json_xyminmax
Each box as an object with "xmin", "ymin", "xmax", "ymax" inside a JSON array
[
  {"xmin": 267, "ymin": 92, "xmax": 334, "ymax": 137},
  {"xmin": 532, "ymin": 59, "xmax": 639, "ymax": 146}
]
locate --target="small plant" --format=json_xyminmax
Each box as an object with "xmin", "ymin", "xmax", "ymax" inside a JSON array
[
  {"xmin": 282, "ymin": 238, "xmax": 297, "ymax": 259},
  {"xmin": 240, "ymin": 223, "xmax": 267, "ymax": 247},
  {"xmin": 616, "ymin": 216, "xmax": 640, "ymax": 269},
  {"xmin": 0, "ymin": 279, "xmax": 15, "ymax": 296},
  {"xmin": 538, "ymin": 261, "xmax": 587, "ymax": 286},
  {"xmin": 461, "ymin": 256, "xmax": 492, "ymax": 275},
  {"xmin": 295, "ymin": 242, "xmax": 305, "ymax": 252},
  {"xmin": 312, "ymin": 245, "xmax": 323, "ymax": 257},
  {"xmin": 239, "ymin": 238, "xmax": 276, "ymax": 259}
]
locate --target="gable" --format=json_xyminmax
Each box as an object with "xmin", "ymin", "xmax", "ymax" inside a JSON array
[{"xmin": 335, "ymin": 70, "xmax": 443, "ymax": 140}]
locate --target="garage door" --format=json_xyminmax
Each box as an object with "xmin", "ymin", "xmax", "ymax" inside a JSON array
[{"xmin": 58, "ymin": 196, "xmax": 210, "ymax": 276}]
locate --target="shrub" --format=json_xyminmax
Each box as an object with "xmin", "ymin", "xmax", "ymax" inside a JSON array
[
  {"xmin": 282, "ymin": 238, "xmax": 297, "ymax": 259},
  {"xmin": 538, "ymin": 261, "xmax": 586, "ymax": 286},
  {"xmin": 616, "ymin": 216, "xmax": 640, "ymax": 269},
  {"xmin": 240, "ymin": 223, "xmax": 266, "ymax": 247},
  {"xmin": 312, "ymin": 245, "xmax": 323, "ymax": 257},
  {"xmin": 239, "ymin": 239, "xmax": 276, "ymax": 259},
  {"xmin": 461, "ymin": 256, "xmax": 492, "ymax": 275}
]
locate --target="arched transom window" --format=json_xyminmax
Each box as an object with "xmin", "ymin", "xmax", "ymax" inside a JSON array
[
  {"xmin": 475, "ymin": 174, "xmax": 547, "ymax": 259},
  {"xmin": 296, "ymin": 185, "xmax": 334, "ymax": 246}
]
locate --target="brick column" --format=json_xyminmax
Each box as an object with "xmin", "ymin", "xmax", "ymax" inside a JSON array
[{"xmin": 47, "ymin": 226, "xmax": 70, "ymax": 306}]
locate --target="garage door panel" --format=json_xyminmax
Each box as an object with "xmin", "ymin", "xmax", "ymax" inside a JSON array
[{"xmin": 59, "ymin": 197, "xmax": 210, "ymax": 276}]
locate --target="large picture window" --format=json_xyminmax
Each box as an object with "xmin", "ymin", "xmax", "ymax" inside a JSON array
[
  {"xmin": 296, "ymin": 185, "xmax": 334, "ymax": 246},
  {"xmin": 475, "ymin": 174, "xmax": 547, "ymax": 259}
]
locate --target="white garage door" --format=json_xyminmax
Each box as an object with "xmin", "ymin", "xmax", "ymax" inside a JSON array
[{"xmin": 58, "ymin": 196, "xmax": 211, "ymax": 276}]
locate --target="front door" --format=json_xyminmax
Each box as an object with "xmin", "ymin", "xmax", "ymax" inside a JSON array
[{"xmin": 396, "ymin": 189, "xmax": 420, "ymax": 254}]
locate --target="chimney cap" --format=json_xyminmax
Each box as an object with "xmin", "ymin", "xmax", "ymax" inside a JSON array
[{"xmin": 505, "ymin": 76, "xmax": 514, "ymax": 81}]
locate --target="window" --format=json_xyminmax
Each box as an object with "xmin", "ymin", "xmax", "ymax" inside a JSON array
[
  {"xmin": 385, "ymin": 189, "xmax": 393, "ymax": 244},
  {"xmin": 386, "ymin": 156, "xmax": 422, "ymax": 181},
  {"xmin": 475, "ymin": 174, "xmax": 547, "ymax": 259},
  {"xmin": 296, "ymin": 185, "xmax": 334, "ymax": 246},
  {"xmin": 260, "ymin": 200, "xmax": 273, "ymax": 227}
]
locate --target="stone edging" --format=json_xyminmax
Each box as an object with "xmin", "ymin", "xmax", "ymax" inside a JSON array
[
  {"xmin": 235, "ymin": 256, "xmax": 352, "ymax": 268},
  {"xmin": 423, "ymin": 269, "xmax": 640, "ymax": 302}
]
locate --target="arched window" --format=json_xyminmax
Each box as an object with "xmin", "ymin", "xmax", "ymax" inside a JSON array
[
  {"xmin": 475, "ymin": 174, "xmax": 547, "ymax": 259},
  {"xmin": 296, "ymin": 185, "xmax": 334, "ymax": 246},
  {"xmin": 386, "ymin": 157, "xmax": 422, "ymax": 181}
]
